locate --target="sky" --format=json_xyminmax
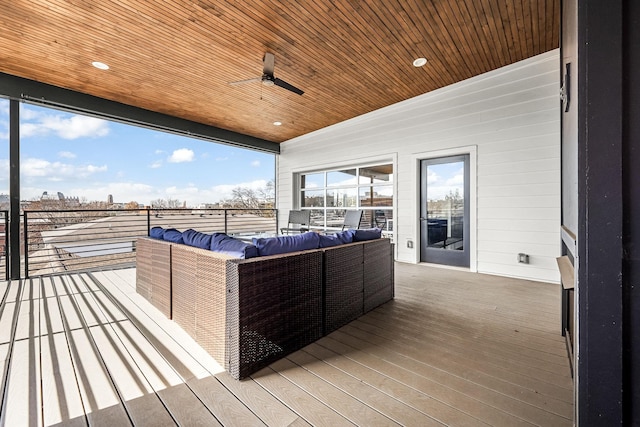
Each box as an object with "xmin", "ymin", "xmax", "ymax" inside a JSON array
[
  {"xmin": 0, "ymin": 100, "xmax": 275, "ymax": 207},
  {"xmin": 426, "ymin": 162, "xmax": 464, "ymax": 200}
]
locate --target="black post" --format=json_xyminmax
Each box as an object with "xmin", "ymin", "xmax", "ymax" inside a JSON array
[
  {"xmin": 3, "ymin": 212, "xmax": 8, "ymax": 280},
  {"xmin": 575, "ymin": 0, "xmax": 624, "ymax": 423},
  {"xmin": 9, "ymin": 100, "xmax": 20, "ymax": 280},
  {"xmin": 146, "ymin": 208, "xmax": 151, "ymax": 235},
  {"xmin": 23, "ymin": 212, "xmax": 28, "ymax": 279}
]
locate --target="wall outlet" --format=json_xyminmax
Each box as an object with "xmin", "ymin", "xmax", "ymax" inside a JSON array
[
  {"xmin": 517, "ymin": 253, "xmax": 530, "ymax": 264},
  {"xmin": 407, "ymin": 240, "xmax": 414, "ymax": 248}
]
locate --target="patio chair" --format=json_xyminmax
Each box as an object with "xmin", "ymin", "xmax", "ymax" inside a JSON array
[
  {"xmin": 342, "ymin": 210, "xmax": 363, "ymax": 230},
  {"xmin": 280, "ymin": 210, "xmax": 311, "ymax": 234},
  {"xmin": 374, "ymin": 209, "xmax": 387, "ymax": 229}
]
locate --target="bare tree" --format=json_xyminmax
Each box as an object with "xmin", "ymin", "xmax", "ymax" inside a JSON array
[
  {"xmin": 150, "ymin": 198, "xmax": 182, "ymax": 208},
  {"xmin": 228, "ymin": 180, "xmax": 274, "ymax": 208},
  {"xmin": 225, "ymin": 180, "xmax": 275, "ymax": 216}
]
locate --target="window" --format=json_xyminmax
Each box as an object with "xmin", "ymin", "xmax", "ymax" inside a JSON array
[{"xmin": 299, "ymin": 163, "xmax": 393, "ymax": 233}]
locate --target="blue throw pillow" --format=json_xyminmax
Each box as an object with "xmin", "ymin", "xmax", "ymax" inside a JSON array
[
  {"xmin": 253, "ymin": 231, "xmax": 320, "ymax": 256},
  {"xmin": 149, "ymin": 226, "xmax": 165, "ymax": 239},
  {"xmin": 210, "ymin": 233, "xmax": 258, "ymax": 259},
  {"xmin": 353, "ymin": 228, "xmax": 382, "ymax": 242},
  {"xmin": 163, "ymin": 228, "xmax": 184, "ymax": 243},
  {"xmin": 182, "ymin": 229, "xmax": 212, "ymax": 250}
]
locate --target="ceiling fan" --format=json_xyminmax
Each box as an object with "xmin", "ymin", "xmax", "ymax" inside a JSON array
[{"xmin": 229, "ymin": 52, "xmax": 304, "ymax": 95}]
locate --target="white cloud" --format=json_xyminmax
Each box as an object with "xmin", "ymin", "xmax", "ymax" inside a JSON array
[
  {"xmin": 149, "ymin": 161, "xmax": 162, "ymax": 169},
  {"xmin": 168, "ymin": 148, "xmax": 194, "ymax": 163},
  {"xmin": 20, "ymin": 111, "xmax": 110, "ymax": 140},
  {"xmin": 427, "ymin": 169, "xmax": 440, "ymax": 184},
  {"xmin": 58, "ymin": 151, "xmax": 76, "ymax": 159},
  {"xmin": 445, "ymin": 168, "xmax": 465, "ymax": 186},
  {"xmin": 153, "ymin": 179, "xmax": 269, "ymax": 207},
  {"xmin": 23, "ymin": 182, "xmax": 159, "ymax": 205},
  {"xmin": 22, "ymin": 157, "xmax": 107, "ymax": 179},
  {"xmin": 251, "ymin": 160, "xmax": 260, "ymax": 167},
  {"xmin": 18, "ymin": 178, "xmax": 274, "ymax": 207}
]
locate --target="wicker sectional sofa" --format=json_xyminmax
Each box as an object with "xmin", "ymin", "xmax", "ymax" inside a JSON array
[{"xmin": 136, "ymin": 235, "xmax": 394, "ymax": 379}]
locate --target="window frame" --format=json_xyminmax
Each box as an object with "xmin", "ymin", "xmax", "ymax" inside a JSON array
[{"xmin": 297, "ymin": 162, "xmax": 394, "ymax": 232}]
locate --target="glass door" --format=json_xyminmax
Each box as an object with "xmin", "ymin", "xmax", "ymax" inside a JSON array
[{"xmin": 420, "ymin": 155, "xmax": 470, "ymax": 267}]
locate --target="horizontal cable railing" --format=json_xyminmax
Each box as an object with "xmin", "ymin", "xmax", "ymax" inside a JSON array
[
  {"xmin": 0, "ymin": 211, "xmax": 7, "ymax": 280},
  {"xmin": 23, "ymin": 208, "xmax": 277, "ymax": 277}
]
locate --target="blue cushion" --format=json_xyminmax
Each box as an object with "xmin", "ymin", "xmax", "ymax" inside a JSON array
[
  {"xmin": 335, "ymin": 229, "xmax": 355, "ymax": 244},
  {"xmin": 353, "ymin": 228, "xmax": 382, "ymax": 242},
  {"xmin": 182, "ymin": 229, "xmax": 212, "ymax": 250},
  {"xmin": 163, "ymin": 228, "xmax": 184, "ymax": 243},
  {"xmin": 210, "ymin": 233, "xmax": 258, "ymax": 259},
  {"xmin": 253, "ymin": 231, "xmax": 320, "ymax": 256},
  {"xmin": 149, "ymin": 226, "xmax": 165, "ymax": 239},
  {"xmin": 318, "ymin": 229, "xmax": 356, "ymax": 248},
  {"xmin": 318, "ymin": 234, "xmax": 341, "ymax": 248}
]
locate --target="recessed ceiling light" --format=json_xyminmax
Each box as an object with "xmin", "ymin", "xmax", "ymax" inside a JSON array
[
  {"xmin": 91, "ymin": 61, "xmax": 110, "ymax": 70},
  {"xmin": 273, "ymin": 121, "xmax": 282, "ymax": 126},
  {"xmin": 412, "ymin": 57, "xmax": 428, "ymax": 67}
]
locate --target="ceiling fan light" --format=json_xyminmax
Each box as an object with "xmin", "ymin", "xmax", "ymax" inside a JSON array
[
  {"xmin": 412, "ymin": 57, "xmax": 428, "ymax": 67},
  {"xmin": 91, "ymin": 61, "xmax": 109, "ymax": 70},
  {"xmin": 262, "ymin": 79, "xmax": 275, "ymax": 87},
  {"xmin": 273, "ymin": 121, "xmax": 282, "ymax": 126}
]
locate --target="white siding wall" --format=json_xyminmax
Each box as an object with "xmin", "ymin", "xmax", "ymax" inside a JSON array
[{"xmin": 278, "ymin": 50, "xmax": 560, "ymax": 283}]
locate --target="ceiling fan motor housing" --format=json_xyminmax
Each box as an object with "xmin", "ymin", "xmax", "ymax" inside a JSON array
[{"xmin": 261, "ymin": 74, "xmax": 276, "ymax": 86}]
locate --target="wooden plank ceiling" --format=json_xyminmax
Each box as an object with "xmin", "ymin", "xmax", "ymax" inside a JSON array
[{"xmin": 0, "ymin": 0, "xmax": 559, "ymax": 143}]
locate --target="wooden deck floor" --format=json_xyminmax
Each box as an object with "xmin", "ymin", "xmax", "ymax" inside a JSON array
[{"xmin": 0, "ymin": 263, "xmax": 574, "ymax": 426}]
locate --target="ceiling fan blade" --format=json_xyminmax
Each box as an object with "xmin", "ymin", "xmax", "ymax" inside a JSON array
[
  {"xmin": 263, "ymin": 52, "xmax": 275, "ymax": 76},
  {"xmin": 229, "ymin": 77, "xmax": 261, "ymax": 86},
  {"xmin": 274, "ymin": 77, "xmax": 304, "ymax": 95}
]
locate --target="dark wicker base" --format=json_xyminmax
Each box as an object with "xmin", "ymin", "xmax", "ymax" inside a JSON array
[{"xmin": 136, "ymin": 237, "xmax": 394, "ymax": 379}]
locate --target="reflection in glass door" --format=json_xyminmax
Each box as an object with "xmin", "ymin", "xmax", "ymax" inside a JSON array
[{"xmin": 420, "ymin": 155, "xmax": 470, "ymax": 267}]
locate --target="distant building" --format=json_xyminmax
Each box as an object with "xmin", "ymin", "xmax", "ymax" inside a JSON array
[
  {"xmin": 107, "ymin": 194, "xmax": 113, "ymax": 204},
  {"xmin": 40, "ymin": 191, "xmax": 80, "ymax": 206}
]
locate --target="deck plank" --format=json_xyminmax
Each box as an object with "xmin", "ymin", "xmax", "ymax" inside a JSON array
[
  {"xmin": 2, "ymin": 279, "xmax": 41, "ymax": 427},
  {"xmin": 308, "ymin": 338, "xmax": 527, "ymax": 427},
  {"xmin": 3, "ymin": 337, "xmax": 42, "ymax": 426},
  {"xmin": 0, "ymin": 263, "xmax": 573, "ymax": 426},
  {"xmin": 267, "ymin": 356, "xmax": 399, "ymax": 426},
  {"xmin": 157, "ymin": 383, "xmax": 222, "ymax": 426},
  {"xmin": 40, "ymin": 333, "xmax": 87, "ymax": 427},
  {"xmin": 186, "ymin": 375, "xmax": 266, "ymax": 426},
  {"xmin": 287, "ymin": 348, "xmax": 445, "ymax": 426},
  {"xmin": 251, "ymin": 365, "xmax": 356, "ymax": 426},
  {"xmin": 215, "ymin": 370, "xmax": 310, "ymax": 426}
]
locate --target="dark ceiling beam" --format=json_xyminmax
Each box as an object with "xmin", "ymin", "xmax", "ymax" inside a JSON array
[{"xmin": 0, "ymin": 72, "xmax": 280, "ymax": 154}]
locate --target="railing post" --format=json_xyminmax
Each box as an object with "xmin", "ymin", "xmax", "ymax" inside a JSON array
[
  {"xmin": 23, "ymin": 212, "xmax": 29, "ymax": 279},
  {"xmin": 3, "ymin": 211, "xmax": 8, "ymax": 280},
  {"xmin": 224, "ymin": 209, "xmax": 228, "ymax": 234},
  {"xmin": 146, "ymin": 208, "xmax": 151, "ymax": 236},
  {"xmin": 9, "ymin": 100, "xmax": 21, "ymax": 280}
]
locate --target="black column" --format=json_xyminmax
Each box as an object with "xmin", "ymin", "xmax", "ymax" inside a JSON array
[
  {"xmin": 9, "ymin": 100, "xmax": 20, "ymax": 279},
  {"xmin": 622, "ymin": 1, "xmax": 640, "ymax": 422},
  {"xmin": 575, "ymin": 0, "xmax": 625, "ymax": 423}
]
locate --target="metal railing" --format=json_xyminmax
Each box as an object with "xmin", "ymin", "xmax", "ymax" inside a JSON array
[
  {"xmin": 22, "ymin": 208, "xmax": 277, "ymax": 278},
  {"xmin": 0, "ymin": 211, "xmax": 8, "ymax": 280}
]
